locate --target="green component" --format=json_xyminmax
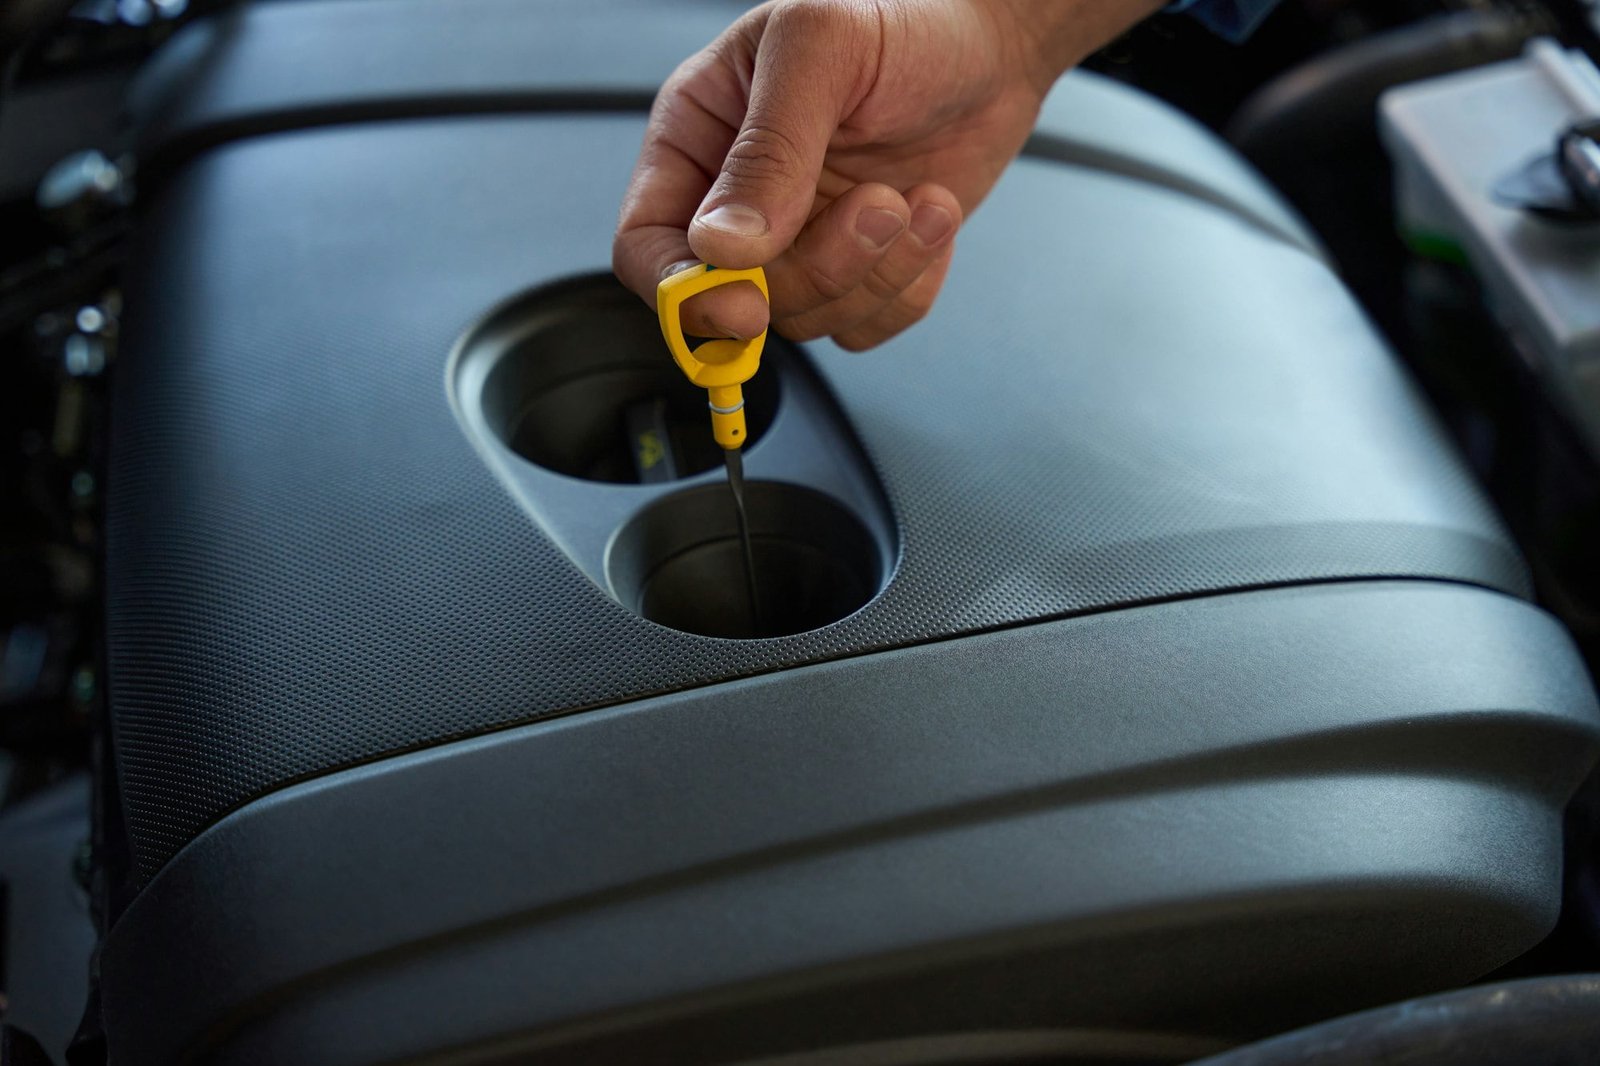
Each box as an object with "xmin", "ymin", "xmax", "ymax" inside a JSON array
[{"xmin": 1401, "ymin": 227, "xmax": 1470, "ymax": 267}]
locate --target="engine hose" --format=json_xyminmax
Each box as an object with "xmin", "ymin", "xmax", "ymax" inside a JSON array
[
  {"xmin": 1226, "ymin": 10, "xmax": 1543, "ymax": 173},
  {"xmin": 1184, "ymin": 974, "xmax": 1600, "ymax": 1066}
]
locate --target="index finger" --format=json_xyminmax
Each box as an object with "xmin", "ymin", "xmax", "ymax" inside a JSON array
[{"xmin": 613, "ymin": 44, "xmax": 746, "ymax": 311}]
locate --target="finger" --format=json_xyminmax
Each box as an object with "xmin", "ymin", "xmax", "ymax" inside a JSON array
[
  {"xmin": 688, "ymin": 0, "xmax": 878, "ymax": 269},
  {"xmin": 681, "ymin": 280, "xmax": 769, "ymax": 339},
  {"xmin": 772, "ymin": 183, "xmax": 960, "ymax": 342},
  {"xmin": 612, "ymin": 28, "xmax": 755, "ymax": 313},
  {"xmin": 748, "ymin": 182, "xmax": 907, "ymax": 323},
  {"xmin": 832, "ymin": 242, "xmax": 956, "ymax": 352},
  {"xmin": 614, "ymin": 97, "xmax": 727, "ymax": 289}
]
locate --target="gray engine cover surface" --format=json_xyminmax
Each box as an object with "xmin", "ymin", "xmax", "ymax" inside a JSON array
[
  {"xmin": 99, "ymin": 582, "xmax": 1600, "ymax": 1064},
  {"xmin": 123, "ymin": 0, "xmax": 1321, "ymax": 258},
  {"xmin": 107, "ymin": 108, "xmax": 1525, "ymax": 884}
]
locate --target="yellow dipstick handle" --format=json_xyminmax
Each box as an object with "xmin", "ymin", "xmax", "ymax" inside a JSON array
[{"xmin": 656, "ymin": 264, "xmax": 769, "ymax": 450}]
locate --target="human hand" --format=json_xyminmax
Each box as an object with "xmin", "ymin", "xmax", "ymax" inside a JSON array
[{"xmin": 613, "ymin": 0, "xmax": 1162, "ymax": 350}]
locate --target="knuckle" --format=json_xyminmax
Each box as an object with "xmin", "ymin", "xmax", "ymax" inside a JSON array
[
  {"xmin": 774, "ymin": 316, "xmax": 829, "ymax": 343},
  {"xmin": 837, "ymin": 297, "xmax": 928, "ymax": 351},
  {"xmin": 770, "ymin": 0, "xmax": 880, "ymax": 59},
  {"xmin": 832, "ymin": 328, "xmax": 883, "ymax": 352},
  {"xmin": 897, "ymin": 294, "xmax": 933, "ymax": 328},
  {"xmin": 611, "ymin": 238, "xmax": 651, "ymax": 297},
  {"xmin": 799, "ymin": 257, "xmax": 856, "ymax": 303},
  {"xmin": 862, "ymin": 266, "xmax": 908, "ymax": 303},
  {"xmin": 720, "ymin": 124, "xmax": 807, "ymax": 186},
  {"xmin": 863, "ymin": 240, "xmax": 938, "ymax": 302},
  {"xmin": 772, "ymin": 0, "xmax": 851, "ymax": 36}
]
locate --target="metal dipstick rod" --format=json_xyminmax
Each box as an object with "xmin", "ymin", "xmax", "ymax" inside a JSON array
[
  {"xmin": 657, "ymin": 263, "xmax": 772, "ymax": 637},
  {"xmin": 722, "ymin": 445, "xmax": 763, "ymax": 634}
]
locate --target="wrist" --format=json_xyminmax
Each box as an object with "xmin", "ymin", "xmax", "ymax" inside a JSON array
[{"xmin": 985, "ymin": 0, "xmax": 1166, "ymax": 94}]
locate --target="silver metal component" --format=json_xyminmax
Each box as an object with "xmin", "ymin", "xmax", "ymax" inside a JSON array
[
  {"xmin": 723, "ymin": 448, "xmax": 763, "ymax": 635},
  {"xmin": 75, "ymin": 306, "xmax": 107, "ymax": 335},
  {"xmin": 708, "ymin": 398, "xmax": 744, "ymax": 415},
  {"xmin": 1381, "ymin": 41, "xmax": 1600, "ymax": 458},
  {"xmin": 62, "ymin": 334, "xmax": 106, "ymax": 377},
  {"xmin": 659, "ymin": 258, "xmax": 702, "ymax": 282},
  {"xmin": 115, "ymin": 0, "xmax": 154, "ymax": 26},
  {"xmin": 71, "ymin": 665, "xmax": 96, "ymax": 706},
  {"xmin": 60, "ymin": 297, "xmax": 119, "ymax": 377},
  {"xmin": 36, "ymin": 151, "xmax": 130, "ymax": 231}
]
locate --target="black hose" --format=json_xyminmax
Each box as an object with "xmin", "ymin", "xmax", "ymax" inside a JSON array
[
  {"xmin": 1185, "ymin": 974, "xmax": 1600, "ymax": 1066},
  {"xmin": 1226, "ymin": 10, "xmax": 1542, "ymax": 172}
]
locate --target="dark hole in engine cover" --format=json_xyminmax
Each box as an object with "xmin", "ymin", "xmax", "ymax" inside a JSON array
[
  {"xmin": 608, "ymin": 481, "xmax": 881, "ymax": 638},
  {"xmin": 478, "ymin": 279, "xmax": 779, "ymax": 483}
]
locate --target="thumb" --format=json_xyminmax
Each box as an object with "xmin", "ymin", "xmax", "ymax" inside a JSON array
[{"xmin": 689, "ymin": 3, "xmax": 872, "ymax": 269}]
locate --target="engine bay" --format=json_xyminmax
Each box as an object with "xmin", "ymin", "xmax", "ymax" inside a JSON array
[{"xmin": 2, "ymin": 2, "xmax": 1600, "ymax": 1064}]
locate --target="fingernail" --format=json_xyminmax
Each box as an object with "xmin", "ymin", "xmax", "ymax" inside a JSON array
[
  {"xmin": 660, "ymin": 258, "xmax": 701, "ymax": 281},
  {"xmin": 910, "ymin": 203, "xmax": 954, "ymax": 247},
  {"xmin": 855, "ymin": 208, "xmax": 905, "ymax": 249},
  {"xmin": 696, "ymin": 203, "xmax": 768, "ymax": 237}
]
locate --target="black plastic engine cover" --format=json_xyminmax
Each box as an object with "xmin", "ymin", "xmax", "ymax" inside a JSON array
[
  {"xmin": 96, "ymin": 3, "xmax": 1600, "ymax": 1063},
  {"xmin": 107, "ymin": 107, "xmax": 1527, "ymax": 883}
]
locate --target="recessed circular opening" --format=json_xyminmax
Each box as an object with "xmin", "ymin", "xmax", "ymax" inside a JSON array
[
  {"xmin": 480, "ymin": 277, "xmax": 779, "ymax": 483},
  {"xmin": 608, "ymin": 482, "xmax": 882, "ymax": 639}
]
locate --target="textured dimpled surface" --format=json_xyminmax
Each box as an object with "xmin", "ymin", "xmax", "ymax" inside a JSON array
[{"xmin": 108, "ymin": 114, "xmax": 1524, "ymax": 884}]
